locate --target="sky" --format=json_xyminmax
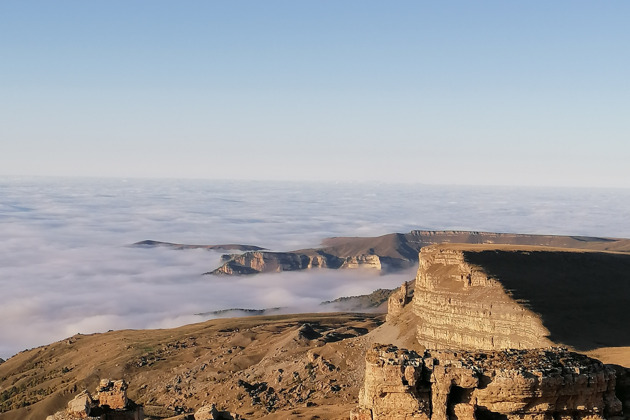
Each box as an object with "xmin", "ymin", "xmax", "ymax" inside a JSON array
[{"xmin": 1, "ymin": 1, "xmax": 629, "ymax": 187}]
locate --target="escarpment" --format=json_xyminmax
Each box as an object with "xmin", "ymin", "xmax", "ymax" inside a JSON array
[
  {"xmin": 46, "ymin": 379, "xmax": 143, "ymax": 420},
  {"xmin": 352, "ymin": 344, "xmax": 623, "ymax": 420},
  {"xmin": 205, "ymin": 230, "xmax": 630, "ymax": 276},
  {"xmin": 208, "ymin": 251, "xmax": 382, "ymax": 275},
  {"xmin": 412, "ymin": 245, "xmax": 552, "ymax": 350},
  {"xmin": 408, "ymin": 244, "xmax": 630, "ymax": 351}
]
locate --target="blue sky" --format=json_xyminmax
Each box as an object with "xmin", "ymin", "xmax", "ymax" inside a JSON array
[{"xmin": 2, "ymin": 1, "xmax": 628, "ymax": 187}]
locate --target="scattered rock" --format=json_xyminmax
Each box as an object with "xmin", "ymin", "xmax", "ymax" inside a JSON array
[{"xmin": 46, "ymin": 379, "xmax": 143, "ymax": 420}]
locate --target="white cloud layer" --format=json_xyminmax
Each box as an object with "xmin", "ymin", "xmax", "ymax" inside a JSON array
[{"xmin": 1, "ymin": 177, "xmax": 630, "ymax": 358}]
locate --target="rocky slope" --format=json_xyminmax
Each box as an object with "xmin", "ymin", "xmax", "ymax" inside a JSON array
[
  {"xmin": 0, "ymin": 313, "xmax": 384, "ymax": 420},
  {"xmin": 208, "ymin": 231, "xmax": 630, "ymax": 275}
]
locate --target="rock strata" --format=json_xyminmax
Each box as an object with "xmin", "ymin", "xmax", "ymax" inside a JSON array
[
  {"xmin": 352, "ymin": 344, "xmax": 624, "ymax": 420},
  {"xmin": 412, "ymin": 246, "xmax": 552, "ymax": 350},
  {"xmin": 208, "ymin": 251, "xmax": 343, "ymax": 275}
]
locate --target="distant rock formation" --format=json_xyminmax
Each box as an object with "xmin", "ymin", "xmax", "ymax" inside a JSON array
[
  {"xmin": 132, "ymin": 240, "xmax": 265, "ymax": 251},
  {"xmin": 207, "ymin": 251, "xmax": 341, "ymax": 275},
  {"xmin": 205, "ymin": 230, "xmax": 630, "ymax": 276},
  {"xmin": 47, "ymin": 379, "xmax": 143, "ymax": 420},
  {"xmin": 351, "ymin": 344, "xmax": 623, "ymax": 420},
  {"xmin": 207, "ymin": 251, "xmax": 383, "ymax": 275}
]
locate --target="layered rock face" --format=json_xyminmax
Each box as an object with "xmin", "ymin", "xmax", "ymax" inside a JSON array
[
  {"xmin": 209, "ymin": 251, "xmax": 381, "ymax": 275},
  {"xmin": 412, "ymin": 246, "xmax": 552, "ymax": 350},
  {"xmin": 204, "ymin": 230, "xmax": 630, "ymax": 276},
  {"xmin": 352, "ymin": 344, "xmax": 623, "ymax": 420},
  {"xmin": 409, "ymin": 245, "xmax": 630, "ymax": 351}
]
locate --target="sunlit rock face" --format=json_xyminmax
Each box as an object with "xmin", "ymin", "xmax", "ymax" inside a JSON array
[
  {"xmin": 209, "ymin": 251, "xmax": 382, "ymax": 275},
  {"xmin": 412, "ymin": 245, "xmax": 552, "ymax": 350},
  {"xmin": 352, "ymin": 344, "xmax": 623, "ymax": 420}
]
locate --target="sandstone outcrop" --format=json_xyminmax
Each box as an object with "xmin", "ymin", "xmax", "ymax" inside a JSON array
[
  {"xmin": 208, "ymin": 251, "xmax": 382, "ymax": 275},
  {"xmin": 352, "ymin": 344, "xmax": 624, "ymax": 420},
  {"xmin": 46, "ymin": 379, "xmax": 143, "ymax": 420},
  {"xmin": 412, "ymin": 245, "xmax": 552, "ymax": 350},
  {"xmin": 340, "ymin": 254, "xmax": 382, "ymax": 270},
  {"xmin": 409, "ymin": 244, "xmax": 630, "ymax": 351}
]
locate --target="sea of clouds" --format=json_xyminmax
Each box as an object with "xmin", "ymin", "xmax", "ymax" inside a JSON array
[{"xmin": 1, "ymin": 177, "xmax": 630, "ymax": 359}]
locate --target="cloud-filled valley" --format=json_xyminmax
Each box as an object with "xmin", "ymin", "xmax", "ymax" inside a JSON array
[{"xmin": 1, "ymin": 177, "xmax": 630, "ymax": 359}]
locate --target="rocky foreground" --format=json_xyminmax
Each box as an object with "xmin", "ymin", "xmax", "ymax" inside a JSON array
[{"xmin": 2, "ymin": 241, "xmax": 630, "ymax": 419}]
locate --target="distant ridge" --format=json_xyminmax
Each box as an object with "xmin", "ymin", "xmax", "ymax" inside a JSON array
[{"xmin": 204, "ymin": 230, "xmax": 630, "ymax": 276}]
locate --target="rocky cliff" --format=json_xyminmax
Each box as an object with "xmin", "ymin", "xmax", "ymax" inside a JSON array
[
  {"xmin": 352, "ymin": 344, "xmax": 623, "ymax": 420},
  {"xmin": 408, "ymin": 244, "xmax": 630, "ymax": 351}
]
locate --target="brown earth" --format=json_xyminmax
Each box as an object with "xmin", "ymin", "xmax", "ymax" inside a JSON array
[{"xmin": 0, "ymin": 313, "xmax": 387, "ymax": 420}]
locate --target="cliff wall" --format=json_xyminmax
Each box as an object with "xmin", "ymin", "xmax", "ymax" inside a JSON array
[{"xmin": 412, "ymin": 245, "xmax": 552, "ymax": 350}]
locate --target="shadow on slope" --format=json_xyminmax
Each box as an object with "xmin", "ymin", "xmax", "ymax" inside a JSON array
[{"xmin": 464, "ymin": 250, "xmax": 630, "ymax": 351}]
